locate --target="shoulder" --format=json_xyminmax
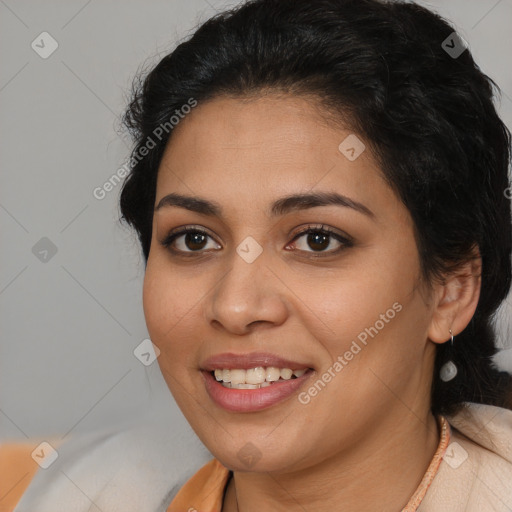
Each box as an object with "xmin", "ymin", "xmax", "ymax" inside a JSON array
[
  {"xmin": 448, "ymin": 402, "xmax": 512, "ymax": 461},
  {"xmin": 0, "ymin": 420, "xmax": 212, "ymax": 512},
  {"xmin": 0, "ymin": 441, "xmax": 48, "ymax": 512},
  {"xmin": 420, "ymin": 403, "xmax": 512, "ymax": 511}
]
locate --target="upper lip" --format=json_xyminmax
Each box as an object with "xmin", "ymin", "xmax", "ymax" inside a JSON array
[{"xmin": 201, "ymin": 352, "xmax": 313, "ymax": 371}]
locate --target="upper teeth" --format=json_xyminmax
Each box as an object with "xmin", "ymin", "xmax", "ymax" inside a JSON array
[{"xmin": 213, "ymin": 367, "xmax": 307, "ymax": 385}]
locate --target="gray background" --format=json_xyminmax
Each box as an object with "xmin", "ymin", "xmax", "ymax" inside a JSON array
[{"xmin": 1, "ymin": 0, "xmax": 511, "ymax": 450}]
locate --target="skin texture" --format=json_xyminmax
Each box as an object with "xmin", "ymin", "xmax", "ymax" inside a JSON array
[{"xmin": 143, "ymin": 94, "xmax": 481, "ymax": 511}]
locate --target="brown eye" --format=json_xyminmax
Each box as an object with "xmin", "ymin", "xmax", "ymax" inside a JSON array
[
  {"xmin": 160, "ymin": 226, "xmax": 221, "ymax": 254},
  {"xmin": 182, "ymin": 232, "xmax": 208, "ymax": 251},
  {"xmin": 304, "ymin": 232, "xmax": 331, "ymax": 251},
  {"xmin": 288, "ymin": 225, "xmax": 353, "ymax": 255}
]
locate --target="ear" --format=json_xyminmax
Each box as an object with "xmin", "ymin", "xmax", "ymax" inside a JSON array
[{"xmin": 428, "ymin": 246, "xmax": 482, "ymax": 344}]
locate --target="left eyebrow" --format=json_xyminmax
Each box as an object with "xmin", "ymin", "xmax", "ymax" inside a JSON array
[
  {"xmin": 154, "ymin": 191, "xmax": 375, "ymax": 219},
  {"xmin": 269, "ymin": 191, "xmax": 375, "ymax": 219}
]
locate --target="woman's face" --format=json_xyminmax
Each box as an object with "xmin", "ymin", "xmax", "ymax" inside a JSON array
[{"xmin": 143, "ymin": 94, "xmax": 437, "ymax": 472}]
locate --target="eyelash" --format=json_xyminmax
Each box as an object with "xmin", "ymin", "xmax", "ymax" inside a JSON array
[{"xmin": 160, "ymin": 224, "xmax": 354, "ymax": 258}]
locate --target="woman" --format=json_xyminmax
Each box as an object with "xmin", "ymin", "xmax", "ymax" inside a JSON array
[{"xmin": 2, "ymin": 0, "xmax": 512, "ymax": 510}]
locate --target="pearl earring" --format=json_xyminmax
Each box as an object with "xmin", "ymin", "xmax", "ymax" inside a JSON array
[{"xmin": 440, "ymin": 329, "xmax": 458, "ymax": 382}]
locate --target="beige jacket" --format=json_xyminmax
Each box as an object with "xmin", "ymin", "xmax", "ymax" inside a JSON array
[{"xmin": 418, "ymin": 403, "xmax": 512, "ymax": 511}]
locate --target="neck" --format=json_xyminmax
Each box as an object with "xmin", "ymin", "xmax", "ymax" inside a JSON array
[{"xmin": 222, "ymin": 410, "xmax": 440, "ymax": 512}]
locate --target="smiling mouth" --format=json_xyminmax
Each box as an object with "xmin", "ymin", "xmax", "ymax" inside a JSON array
[{"xmin": 210, "ymin": 367, "xmax": 311, "ymax": 389}]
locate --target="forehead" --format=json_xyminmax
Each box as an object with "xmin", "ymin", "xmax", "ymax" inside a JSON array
[
  {"xmin": 172, "ymin": 94, "xmax": 347, "ymax": 144},
  {"xmin": 154, "ymin": 94, "xmax": 398, "ymax": 223}
]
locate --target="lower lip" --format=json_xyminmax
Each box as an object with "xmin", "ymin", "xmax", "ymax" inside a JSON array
[{"xmin": 201, "ymin": 369, "xmax": 314, "ymax": 412}]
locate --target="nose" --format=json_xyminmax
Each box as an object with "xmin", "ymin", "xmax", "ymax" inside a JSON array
[{"xmin": 206, "ymin": 248, "xmax": 289, "ymax": 336}]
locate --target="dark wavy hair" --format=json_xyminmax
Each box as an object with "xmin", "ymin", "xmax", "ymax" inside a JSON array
[{"xmin": 119, "ymin": 0, "xmax": 512, "ymax": 417}]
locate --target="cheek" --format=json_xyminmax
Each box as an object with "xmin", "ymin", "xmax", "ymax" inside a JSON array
[
  {"xmin": 142, "ymin": 259, "xmax": 198, "ymax": 363},
  {"xmin": 144, "ymin": 253, "xmax": 189, "ymax": 329},
  {"xmin": 142, "ymin": 263, "xmax": 170, "ymax": 339},
  {"xmin": 142, "ymin": 264, "xmax": 202, "ymax": 406}
]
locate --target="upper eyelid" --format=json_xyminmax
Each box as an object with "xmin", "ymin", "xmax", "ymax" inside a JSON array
[
  {"xmin": 291, "ymin": 224, "xmax": 353, "ymax": 242},
  {"xmin": 160, "ymin": 225, "xmax": 218, "ymax": 246},
  {"xmin": 163, "ymin": 224, "xmax": 348, "ymax": 240}
]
